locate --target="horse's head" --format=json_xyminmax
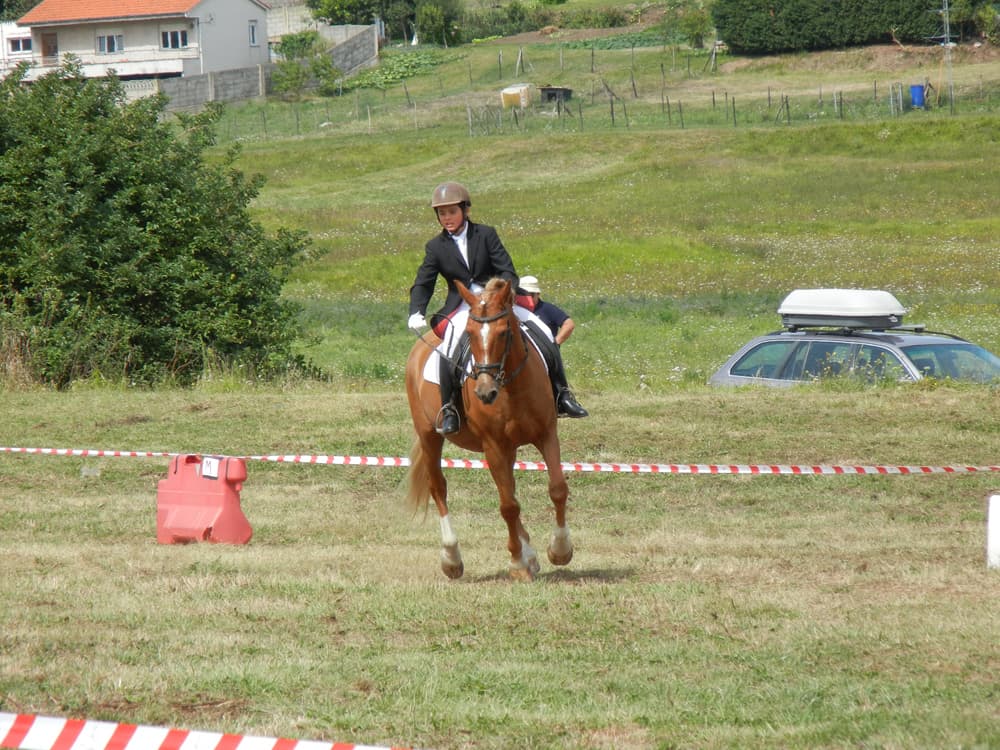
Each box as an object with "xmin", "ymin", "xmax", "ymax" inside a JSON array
[{"xmin": 459, "ymin": 278, "xmax": 521, "ymax": 406}]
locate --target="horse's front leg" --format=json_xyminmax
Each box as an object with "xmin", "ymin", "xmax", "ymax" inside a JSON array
[
  {"xmin": 538, "ymin": 433, "xmax": 573, "ymax": 566},
  {"xmin": 437, "ymin": 510, "xmax": 464, "ymax": 579},
  {"xmin": 485, "ymin": 445, "xmax": 539, "ymax": 581},
  {"xmin": 424, "ymin": 435, "xmax": 464, "ymax": 579}
]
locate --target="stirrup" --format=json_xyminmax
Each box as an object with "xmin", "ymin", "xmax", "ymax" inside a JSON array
[
  {"xmin": 557, "ymin": 389, "xmax": 588, "ymax": 419},
  {"xmin": 435, "ymin": 404, "xmax": 461, "ymax": 435}
]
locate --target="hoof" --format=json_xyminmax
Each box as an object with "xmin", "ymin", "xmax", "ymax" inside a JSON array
[
  {"xmin": 509, "ymin": 564, "xmax": 536, "ymax": 582},
  {"xmin": 548, "ymin": 528, "xmax": 573, "ymax": 566},
  {"xmin": 527, "ymin": 552, "xmax": 541, "ymax": 576},
  {"xmin": 547, "ymin": 546, "xmax": 574, "ymax": 566},
  {"xmin": 441, "ymin": 545, "xmax": 464, "ymax": 579}
]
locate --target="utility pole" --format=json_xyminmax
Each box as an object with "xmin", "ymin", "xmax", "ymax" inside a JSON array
[{"xmin": 939, "ymin": 0, "xmax": 955, "ymax": 113}]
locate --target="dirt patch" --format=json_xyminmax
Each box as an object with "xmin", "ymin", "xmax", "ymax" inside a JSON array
[
  {"xmin": 720, "ymin": 42, "xmax": 1000, "ymax": 75},
  {"xmin": 499, "ymin": 13, "xmax": 999, "ymax": 77}
]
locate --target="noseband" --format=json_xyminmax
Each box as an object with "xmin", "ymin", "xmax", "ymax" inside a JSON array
[{"xmin": 467, "ymin": 305, "xmax": 529, "ymax": 388}]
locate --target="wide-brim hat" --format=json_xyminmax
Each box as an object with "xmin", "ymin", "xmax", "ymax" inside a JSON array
[{"xmin": 518, "ymin": 275, "xmax": 541, "ymax": 294}]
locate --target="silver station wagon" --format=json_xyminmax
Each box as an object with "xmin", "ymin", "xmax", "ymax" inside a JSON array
[{"xmin": 709, "ymin": 289, "xmax": 1000, "ymax": 387}]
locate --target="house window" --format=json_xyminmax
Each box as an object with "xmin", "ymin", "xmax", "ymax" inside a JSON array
[
  {"xmin": 161, "ymin": 29, "xmax": 189, "ymax": 48},
  {"xmin": 248, "ymin": 20, "xmax": 258, "ymax": 46},
  {"xmin": 9, "ymin": 37, "xmax": 32, "ymax": 53},
  {"xmin": 97, "ymin": 34, "xmax": 124, "ymax": 53}
]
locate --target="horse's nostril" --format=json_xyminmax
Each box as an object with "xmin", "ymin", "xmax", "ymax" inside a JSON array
[{"xmin": 475, "ymin": 380, "xmax": 499, "ymax": 404}]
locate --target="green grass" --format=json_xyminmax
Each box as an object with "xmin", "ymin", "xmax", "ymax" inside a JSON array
[
  {"xmin": 234, "ymin": 110, "xmax": 999, "ymax": 389},
  {"xmin": 2, "ymin": 36, "xmax": 1000, "ymax": 750},
  {"xmin": 1, "ymin": 387, "xmax": 999, "ymax": 749}
]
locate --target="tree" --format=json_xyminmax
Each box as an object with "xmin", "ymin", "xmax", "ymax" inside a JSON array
[
  {"xmin": 272, "ymin": 31, "xmax": 342, "ymax": 99},
  {"xmin": 306, "ymin": 0, "xmax": 381, "ymax": 25},
  {"xmin": 0, "ymin": 0, "xmax": 38, "ymax": 21},
  {"xmin": 676, "ymin": 4, "xmax": 714, "ymax": 48},
  {"xmin": 0, "ymin": 61, "xmax": 311, "ymax": 387},
  {"xmin": 415, "ymin": 0, "xmax": 462, "ymax": 46}
]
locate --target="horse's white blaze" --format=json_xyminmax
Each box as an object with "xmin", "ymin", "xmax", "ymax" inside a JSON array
[
  {"xmin": 439, "ymin": 513, "xmax": 458, "ymax": 547},
  {"xmin": 479, "ymin": 320, "xmax": 490, "ymax": 352}
]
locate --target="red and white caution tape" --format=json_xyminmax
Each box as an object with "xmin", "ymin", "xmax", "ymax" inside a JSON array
[
  {"xmin": 1, "ymin": 446, "xmax": 997, "ymax": 476},
  {"xmin": 246, "ymin": 454, "xmax": 1000, "ymax": 475},
  {"xmin": 0, "ymin": 447, "xmax": 176, "ymax": 460},
  {"xmin": 0, "ymin": 713, "xmax": 409, "ymax": 750}
]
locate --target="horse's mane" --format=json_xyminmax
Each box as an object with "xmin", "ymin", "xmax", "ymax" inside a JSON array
[{"xmin": 481, "ymin": 277, "xmax": 511, "ymax": 307}]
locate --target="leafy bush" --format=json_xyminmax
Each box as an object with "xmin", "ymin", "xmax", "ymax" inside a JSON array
[
  {"xmin": 712, "ymin": 0, "xmax": 940, "ymax": 54},
  {"xmin": 0, "ymin": 61, "xmax": 310, "ymax": 387},
  {"xmin": 559, "ymin": 29, "xmax": 678, "ymax": 50},
  {"xmin": 458, "ymin": 3, "xmax": 626, "ymax": 42},
  {"xmin": 558, "ymin": 6, "xmax": 629, "ymax": 30},
  {"xmin": 344, "ymin": 48, "xmax": 460, "ymax": 90}
]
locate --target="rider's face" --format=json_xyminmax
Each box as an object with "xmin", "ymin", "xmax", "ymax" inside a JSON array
[{"xmin": 436, "ymin": 204, "xmax": 466, "ymax": 234}]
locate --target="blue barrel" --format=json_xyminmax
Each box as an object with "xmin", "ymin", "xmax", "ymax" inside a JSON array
[{"xmin": 910, "ymin": 84, "xmax": 926, "ymax": 109}]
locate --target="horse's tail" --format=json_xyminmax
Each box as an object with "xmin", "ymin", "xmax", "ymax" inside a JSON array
[{"xmin": 405, "ymin": 438, "xmax": 432, "ymax": 516}]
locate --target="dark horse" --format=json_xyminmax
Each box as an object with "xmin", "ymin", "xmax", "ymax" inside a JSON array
[{"xmin": 405, "ymin": 278, "xmax": 574, "ymax": 581}]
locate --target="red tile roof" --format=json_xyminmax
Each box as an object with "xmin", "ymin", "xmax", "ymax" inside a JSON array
[{"xmin": 20, "ymin": 0, "xmax": 205, "ymax": 25}]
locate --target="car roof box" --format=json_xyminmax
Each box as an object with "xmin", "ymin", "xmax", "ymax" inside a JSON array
[{"xmin": 778, "ymin": 289, "xmax": 906, "ymax": 330}]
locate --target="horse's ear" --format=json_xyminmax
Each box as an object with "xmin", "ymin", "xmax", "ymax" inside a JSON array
[
  {"xmin": 502, "ymin": 279, "xmax": 515, "ymax": 304},
  {"xmin": 456, "ymin": 280, "xmax": 478, "ymax": 307}
]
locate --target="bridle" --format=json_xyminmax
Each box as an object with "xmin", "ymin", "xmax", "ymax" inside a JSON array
[{"xmin": 467, "ymin": 305, "xmax": 529, "ymax": 388}]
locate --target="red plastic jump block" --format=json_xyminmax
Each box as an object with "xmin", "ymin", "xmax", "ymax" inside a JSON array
[{"xmin": 156, "ymin": 454, "xmax": 252, "ymax": 544}]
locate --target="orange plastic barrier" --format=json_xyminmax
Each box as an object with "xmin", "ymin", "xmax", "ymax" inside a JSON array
[{"xmin": 156, "ymin": 454, "xmax": 252, "ymax": 544}]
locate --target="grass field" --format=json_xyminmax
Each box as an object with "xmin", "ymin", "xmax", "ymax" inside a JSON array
[
  {"xmin": 1, "ymin": 387, "xmax": 998, "ymax": 749},
  {"xmin": 2, "ymin": 28, "xmax": 1000, "ymax": 750}
]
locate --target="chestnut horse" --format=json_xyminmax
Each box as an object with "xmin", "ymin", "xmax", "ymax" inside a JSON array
[{"xmin": 405, "ymin": 278, "xmax": 574, "ymax": 581}]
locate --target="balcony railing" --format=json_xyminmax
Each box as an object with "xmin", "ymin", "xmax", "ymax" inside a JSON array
[{"xmin": 15, "ymin": 45, "xmax": 199, "ymax": 80}]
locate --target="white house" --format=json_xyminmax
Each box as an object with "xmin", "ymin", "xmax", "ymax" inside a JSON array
[
  {"xmin": 1, "ymin": 20, "xmax": 36, "ymax": 77},
  {"xmin": 14, "ymin": 0, "xmax": 271, "ymax": 82}
]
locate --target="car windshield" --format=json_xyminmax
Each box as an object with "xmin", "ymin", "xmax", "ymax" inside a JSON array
[{"xmin": 902, "ymin": 342, "xmax": 1000, "ymax": 383}]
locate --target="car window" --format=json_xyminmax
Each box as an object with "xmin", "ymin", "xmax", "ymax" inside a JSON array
[
  {"xmin": 855, "ymin": 344, "xmax": 910, "ymax": 381},
  {"xmin": 787, "ymin": 341, "xmax": 854, "ymax": 380},
  {"xmin": 729, "ymin": 340, "xmax": 798, "ymax": 379},
  {"xmin": 903, "ymin": 343, "xmax": 1000, "ymax": 383}
]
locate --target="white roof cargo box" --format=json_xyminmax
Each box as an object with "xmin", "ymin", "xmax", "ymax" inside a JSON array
[{"xmin": 778, "ymin": 289, "xmax": 907, "ymax": 330}]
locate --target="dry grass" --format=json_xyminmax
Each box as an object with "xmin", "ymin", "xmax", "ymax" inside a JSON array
[{"xmin": 1, "ymin": 386, "xmax": 998, "ymax": 748}]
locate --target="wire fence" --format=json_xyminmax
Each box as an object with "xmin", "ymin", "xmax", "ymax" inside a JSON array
[{"xmin": 211, "ymin": 44, "xmax": 1000, "ymax": 142}]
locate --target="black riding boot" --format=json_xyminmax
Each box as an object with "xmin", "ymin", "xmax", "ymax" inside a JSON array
[
  {"xmin": 524, "ymin": 322, "xmax": 589, "ymax": 419},
  {"xmin": 436, "ymin": 353, "xmax": 460, "ymax": 435}
]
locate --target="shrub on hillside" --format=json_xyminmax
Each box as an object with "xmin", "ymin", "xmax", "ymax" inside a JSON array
[
  {"xmin": 0, "ymin": 60, "xmax": 311, "ymax": 387},
  {"xmin": 711, "ymin": 0, "xmax": 940, "ymax": 54},
  {"xmin": 458, "ymin": 3, "xmax": 626, "ymax": 42}
]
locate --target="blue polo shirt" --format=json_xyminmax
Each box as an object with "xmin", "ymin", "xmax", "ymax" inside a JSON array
[{"xmin": 534, "ymin": 299, "xmax": 569, "ymax": 339}]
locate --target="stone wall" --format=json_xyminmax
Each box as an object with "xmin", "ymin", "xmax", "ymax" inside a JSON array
[{"xmin": 158, "ymin": 24, "xmax": 378, "ymax": 111}]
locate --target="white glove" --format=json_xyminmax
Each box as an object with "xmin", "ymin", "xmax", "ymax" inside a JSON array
[{"xmin": 408, "ymin": 312, "xmax": 427, "ymax": 331}]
